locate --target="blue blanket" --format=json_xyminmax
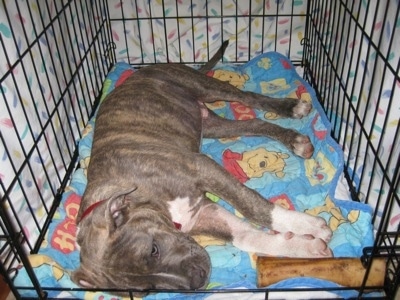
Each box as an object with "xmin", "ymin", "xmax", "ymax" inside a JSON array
[{"xmin": 14, "ymin": 53, "xmax": 375, "ymax": 299}]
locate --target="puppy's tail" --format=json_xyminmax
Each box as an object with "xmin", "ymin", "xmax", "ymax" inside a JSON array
[{"xmin": 198, "ymin": 40, "xmax": 229, "ymax": 73}]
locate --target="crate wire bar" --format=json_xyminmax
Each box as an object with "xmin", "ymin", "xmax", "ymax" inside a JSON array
[
  {"xmin": 304, "ymin": 1, "xmax": 400, "ymax": 297},
  {"xmin": 1, "ymin": 0, "xmax": 111, "ymax": 297},
  {"xmin": 1, "ymin": 0, "xmax": 399, "ymax": 299},
  {"xmin": 108, "ymin": 1, "xmax": 308, "ymax": 66}
]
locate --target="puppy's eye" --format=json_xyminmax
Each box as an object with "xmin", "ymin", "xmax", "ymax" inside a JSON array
[
  {"xmin": 151, "ymin": 243, "xmax": 160, "ymax": 258},
  {"xmin": 259, "ymin": 161, "xmax": 266, "ymax": 168}
]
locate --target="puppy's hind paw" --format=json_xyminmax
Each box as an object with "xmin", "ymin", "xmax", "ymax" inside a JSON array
[
  {"xmin": 292, "ymin": 99, "xmax": 312, "ymax": 119},
  {"xmin": 291, "ymin": 134, "xmax": 314, "ymax": 159}
]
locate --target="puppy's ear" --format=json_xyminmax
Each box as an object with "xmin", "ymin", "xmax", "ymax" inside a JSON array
[{"xmin": 107, "ymin": 187, "xmax": 136, "ymax": 229}]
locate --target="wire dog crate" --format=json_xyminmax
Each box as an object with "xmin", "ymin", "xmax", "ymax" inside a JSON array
[{"xmin": 1, "ymin": 0, "xmax": 399, "ymax": 299}]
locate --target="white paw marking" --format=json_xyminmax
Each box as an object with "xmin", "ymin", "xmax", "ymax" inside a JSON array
[
  {"xmin": 292, "ymin": 134, "xmax": 314, "ymax": 159},
  {"xmin": 271, "ymin": 206, "xmax": 333, "ymax": 243},
  {"xmin": 292, "ymin": 100, "xmax": 312, "ymax": 119}
]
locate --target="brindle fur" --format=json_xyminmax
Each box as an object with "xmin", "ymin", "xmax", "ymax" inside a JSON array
[{"xmin": 72, "ymin": 41, "xmax": 332, "ymax": 296}]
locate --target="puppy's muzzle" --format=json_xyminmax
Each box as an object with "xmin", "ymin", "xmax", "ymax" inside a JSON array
[{"xmin": 184, "ymin": 262, "xmax": 208, "ymax": 289}]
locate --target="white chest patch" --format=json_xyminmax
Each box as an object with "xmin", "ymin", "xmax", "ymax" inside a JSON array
[{"xmin": 168, "ymin": 196, "xmax": 202, "ymax": 232}]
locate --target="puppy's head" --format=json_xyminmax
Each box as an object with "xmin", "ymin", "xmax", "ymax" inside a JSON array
[{"xmin": 72, "ymin": 188, "xmax": 211, "ymax": 296}]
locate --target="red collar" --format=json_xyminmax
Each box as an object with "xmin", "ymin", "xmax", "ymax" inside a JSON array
[
  {"xmin": 173, "ymin": 222, "xmax": 182, "ymax": 230},
  {"xmin": 78, "ymin": 199, "xmax": 107, "ymax": 223},
  {"xmin": 79, "ymin": 200, "xmax": 182, "ymax": 230}
]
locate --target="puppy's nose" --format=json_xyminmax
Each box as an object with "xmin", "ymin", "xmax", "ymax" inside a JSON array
[{"xmin": 188, "ymin": 265, "xmax": 207, "ymax": 289}]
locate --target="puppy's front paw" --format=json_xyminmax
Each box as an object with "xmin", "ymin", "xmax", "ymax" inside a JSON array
[
  {"xmin": 307, "ymin": 237, "xmax": 333, "ymax": 257},
  {"xmin": 309, "ymin": 216, "xmax": 332, "ymax": 243},
  {"xmin": 292, "ymin": 99, "xmax": 312, "ymax": 119},
  {"xmin": 273, "ymin": 234, "xmax": 333, "ymax": 258},
  {"xmin": 272, "ymin": 208, "xmax": 333, "ymax": 243}
]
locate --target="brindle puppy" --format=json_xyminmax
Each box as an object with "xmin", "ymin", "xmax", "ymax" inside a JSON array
[{"xmin": 72, "ymin": 41, "xmax": 332, "ymax": 295}]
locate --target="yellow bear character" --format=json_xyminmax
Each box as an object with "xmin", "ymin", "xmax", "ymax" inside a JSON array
[
  {"xmin": 79, "ymin": 156, "xmax": 91, "ymax": 177},
  {"xmin": 260, "ymin": 78, "xmax": 291, "ymax": 94},
  {"xmin": 288, "ymin": 81, "xmax": 312, "ymax": 103},
  {"xmin": 305, "ymin": 196, "xmax": 360, "ymax": 231},
  {"xmin": 304, "ymin": 151, "xmax": 336, "ymax": 186},
  {"xmin": 237, "ymin": 148, "xmax": 289, "ymax": 179},
  {"xmin": 211, "ymin": 69, "xmax": 249, "ymax": 89},
  {"xmin": 223, "ymin": 148, "xmax": 290, "ymax": 183},
  {"xmin": 264, "ymin": 111, "xmax": 280, "ymax": 120},
  {"xmin": 257, "ymin": 57, "xmax": 272, "ymax": 70},
  {"xmin": 28, "ymin": 254, "xmax": 66, "ymax": 281},
  {"xmin": 193, "ymin": 235, "xmax": 226, "ymax": 247},
  {"xmin": 205, "ymin": 101, "xmax": 226, "ymax": 110},
  {"xmin": 82, "ymin": 123, "xmax": 93, "ymax": 138}
]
